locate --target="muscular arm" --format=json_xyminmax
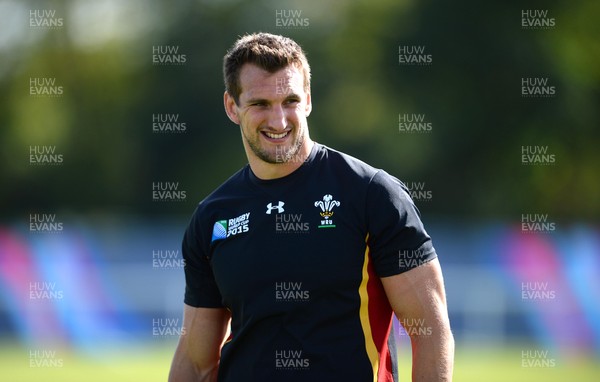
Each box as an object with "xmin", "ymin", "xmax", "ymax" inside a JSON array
[
  {"xmin": 381, "ymin": 258, "xmax": 454, "ymax": 381},
  {"xmin": 168, "ymin": 304, "xmax": 231, "ymax": 382}
]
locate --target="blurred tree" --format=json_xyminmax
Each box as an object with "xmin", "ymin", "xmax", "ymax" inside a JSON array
[{"xmin": 0, "ymin": 0, "xmax": 598, "ymax": 221}]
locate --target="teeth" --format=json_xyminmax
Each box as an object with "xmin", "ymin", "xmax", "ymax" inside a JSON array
[{"xmin": 265, "ymin": 131, "xmax": 288, "ymax": 139}]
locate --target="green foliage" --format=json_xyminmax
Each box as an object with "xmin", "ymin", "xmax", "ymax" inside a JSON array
[{"xmin": 1, "ymin": 0, "xmax": 598, "ymax": 220}]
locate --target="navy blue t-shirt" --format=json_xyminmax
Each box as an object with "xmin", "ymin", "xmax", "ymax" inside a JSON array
[{"xmin": 182, "ymin": 143, "xmax": 437, "ymax": 382}]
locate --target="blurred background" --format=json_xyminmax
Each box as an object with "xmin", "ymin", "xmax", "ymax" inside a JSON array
[{"xmin": 1, "ymin": 0, "xmax": 599, "ymax": 381}]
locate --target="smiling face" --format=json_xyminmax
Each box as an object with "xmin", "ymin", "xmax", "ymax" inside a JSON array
[{"xmin": 224, "ymin": 63, "xmax": 313, "ymax": 179}]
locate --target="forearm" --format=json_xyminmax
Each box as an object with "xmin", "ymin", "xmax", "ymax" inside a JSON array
[
  {"xmin": 410, "ymin": 323, "xmax": 454, "ymax": 381},
  {"xmin": 381, "ymin": 260, "xmax": 454, "ymax": 380},
  {"xmin": 168, "ymin": 350, "xmax": 219, "ymax": 382},
  {"xmin": 168, "ymin": 305, "xmax": 230, "ymax": 382}
]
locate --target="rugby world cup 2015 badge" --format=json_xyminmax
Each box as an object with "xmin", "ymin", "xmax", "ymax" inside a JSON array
[
  {"xmin": 314, "ymin": 194, "xmax": 340, "ymax": 229},
  {"xmin": 211, "ymin": 220, "xmax": 228, "ymax": 242},
  {"xmin": 211, "ymin": 212, "xmax": 250, "ymax": 242}
]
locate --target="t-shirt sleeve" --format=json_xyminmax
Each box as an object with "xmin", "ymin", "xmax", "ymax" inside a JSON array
[
  {"xmin": 182, "ymin": 207, "xmax": 225, "ymax": 308},
  {"xmin": 366, "ymin": 170, "xmax": 437, "ymax": 278}
]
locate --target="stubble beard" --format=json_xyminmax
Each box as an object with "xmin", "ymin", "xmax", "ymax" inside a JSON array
[{"xmin": 243, "ymin": 125, "xmax": 305, "ymax": 165}]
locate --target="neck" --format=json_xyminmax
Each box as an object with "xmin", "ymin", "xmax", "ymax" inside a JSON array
[{"xmin": 248, "ymin": 139, "xmax": 314, "ymax": 180}]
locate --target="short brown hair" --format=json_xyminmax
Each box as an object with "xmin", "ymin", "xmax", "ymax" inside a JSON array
[{"xmin": 223, "ymin": 32, "xmax": 311, "ymax": 104}]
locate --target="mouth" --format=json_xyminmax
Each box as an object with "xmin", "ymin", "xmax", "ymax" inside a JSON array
[{"xmin": 261, "ymin": 130, "xmax": 290, "ymax": 141}]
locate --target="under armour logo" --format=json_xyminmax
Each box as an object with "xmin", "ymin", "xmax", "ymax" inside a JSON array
[{"xmin": 266, "ymin": 201, "xmax": 285, "ymax": 214}]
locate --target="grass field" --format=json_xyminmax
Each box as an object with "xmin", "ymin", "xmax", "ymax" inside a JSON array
[{"xmin": 1, "ymin": 342, "xmax": 598, "ymax": 381}]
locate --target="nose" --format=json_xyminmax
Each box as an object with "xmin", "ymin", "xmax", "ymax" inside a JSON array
[{"xmin": 267, "ymin": 105, "xmax": 287, "ymax": 131}]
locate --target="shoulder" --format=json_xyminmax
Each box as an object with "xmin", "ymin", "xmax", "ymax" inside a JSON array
[
  {"xmin": 316, "ymin": 143, "xmax": 381, "ymax": 183},
  {"xmin": 189, "ymin": 166, "xmax": 251, "ymax": 223},
  {"xmin": 184, "ymin": 166, "xmax": 252, "ymax": 246},
  {"xmin": 315, "ymin": 144, "xmax": 406, "ymax": 195},
  {"xmin": 199, "ymin": 166, "xmax": 249, "ymax": 204}
]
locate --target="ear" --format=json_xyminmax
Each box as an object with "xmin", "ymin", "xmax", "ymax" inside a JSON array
[
  {"xmin": 224, "ymin": 91, "xmax": 240, "ymax": 125},
  {"xmin": 305, "ymin": 91, "xmax": 312, "ymax": 117}
]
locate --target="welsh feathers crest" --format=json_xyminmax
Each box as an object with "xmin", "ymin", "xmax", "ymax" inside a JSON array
[{"xmin": 314, "ymin": 194, "xmax": 340, "ymax": 220}]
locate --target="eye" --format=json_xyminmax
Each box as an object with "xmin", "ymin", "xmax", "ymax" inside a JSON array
[{"xmin": 284, "ymin": 98, "xmax": 300, "ymax": 105}]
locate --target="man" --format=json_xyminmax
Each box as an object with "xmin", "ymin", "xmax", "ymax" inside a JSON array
[{"xmin": 169, "ymin": 32, "xmax": 454, "ymax": 382}]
